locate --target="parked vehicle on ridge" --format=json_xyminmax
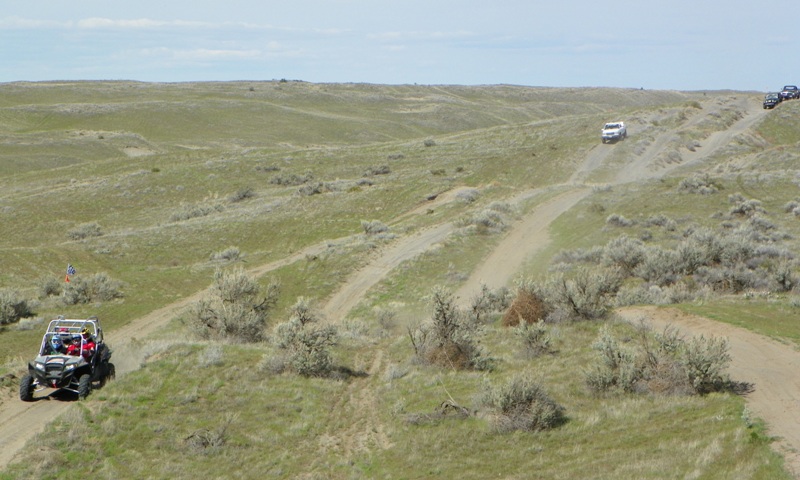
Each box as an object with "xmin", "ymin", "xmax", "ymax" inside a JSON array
[
  {"xmin": 764, "ymin": 92, "xmax": 782, "ymax": 109},
  {"xmin": 780, "ymin": 85, "xmax": 799, "ymax": 100}
]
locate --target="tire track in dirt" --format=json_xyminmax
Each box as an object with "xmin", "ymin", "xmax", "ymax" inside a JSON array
[
  {"xmin": 455, "ymin": 188, "xmax": 591, "ymax": 303},
  {"xmin": 321, "ymin": 223, "xmax": 453, "ymax": 321},
  {"xmin": 326, "ymin": 349, "xmax": 392, "ymax": 461}
]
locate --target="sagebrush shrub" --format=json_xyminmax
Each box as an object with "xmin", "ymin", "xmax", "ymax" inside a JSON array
[
  {"xmin": 605, "ymin": 213, "xmax": 634, "ymax": 227},
  {"xmin": 228, "ymin": 187, "xmax": 255, "ymax": 203},
  {"xmin": 676, "ymin": 228, "xmax": 723, "ymax": 274},
  {"xmin": 729, "ymin": 197, "xmax": 765, "ymax": 218},
  {"xmin": 0, "ymin": 289, "xmax": 33, "ymax": 325},
  {"xmin": 603, "ymin": 235, "xmax": 646, "ymax": 275},
  {"xmin": 361, "ymin": 220, "xmax": 389, "ymax": 235},
  {"xmin": 273, "ymin": 297, "xmax": 338, "ymax": 377},
  {"xmin": 298, "ymin": 182, "xmax": 324, "ymax": 196},
  {"xmin": 188, "ymin": 269, "xmax": 279, "ymax": 342},
  {"xmin": 586, "ymin": 323, "xmax": 732, "ymax": 396},
  {"xmin": 270, "ymin": 172, "xmax": 313, "ymax": 186},
  {"xmin": 694, "ymin": 264, "xmax": 760, "ymax": 293},
  {"xmin": 644, "ymin": 214, "xmax": 676, "ymax": 231},
  {"xmin": 783, "ymin": 200, "xmax": 800, "ymax": 217},
  {"xmin": 680, "ymin": 335, "xmax": 731, "ymax": 394},
  {"xmin": 36, "ymin": 276, "xmax": 62, "ymax": 299},
  {"xmin": 458, "ymin": 209, "xmax": 508, "ymax": 234},
  {"xmin": 585, "ymin": 326, "xmax": 641, "ymax": 393},
  {"xmin": 456, "ymin": 188, "xmax": 479, "ymax": 203},
  {"xmin": 551, "ymin": 246, "xmax": 604, "ymax": 266},
  {"xmin": 62, "ymin": 273, "xmax": 124, "ymax": 305},
  {"xmin": 90, "ymin": 273, "xmax": 125, "ymax": 301},
  {"xmin": 616, "ymin": 282, "xmax": 701, "ymax": 307},
  {"xmin": 408, "ymin": 287, "xmax": 490, "ymax": 370},
  {"xmin": 469, "ymin": 284, "xmax": 511, "ymax": 325},
  {"xmin": 771, "ymin": 260, "xmax": 796, "ymax": 292},
  {"xmin": 543, "ymin": 267, "xmax": 621, "ymax": 320},
  {"xmin": 169, "ymin": 202, "xmax": 224, "ymax": 222},
  {"xmin": 363, "ymin": 165, "xmax": 391, "ymax": 176},
  {"xmin": 480, "ymin": 375, "xmax": 565, "ymax": 432},
  {"xmin": 677, "ymin": 174, "xmax": 719, "ymax": 195},
  {"xmin": 210, "ymin": 246, "xmax": 241, "ymax": 262},
  {"xmin": 62, "ymin": 278, "xmax": 92, "ymax": 305},
  {"xmin": 67, "ymin": 222, "xmax": 103, "ymax": 240},
  {"xmin": 633, "ymin": 247, "xmax": 680, "ymax": 286},
  {"xmin": 514, "ymin": 322, "xmax": 552, "ymax": 358}
]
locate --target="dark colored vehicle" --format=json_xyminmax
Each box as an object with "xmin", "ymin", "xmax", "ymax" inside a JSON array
[
  {"xmin": 780, "ymin": 85, "xmax": 799, "ymax": 100},
  {"xmin": 19, "ymin": 316, "xmax": 114, "ymax": 401},
  {"xmin": 764, "ymin": 93, "xmax": 782, "ymax": 109}
]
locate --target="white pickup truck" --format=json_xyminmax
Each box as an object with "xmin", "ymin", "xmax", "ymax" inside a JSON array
[{"xmin": 601, "ymin": 121, "xmax": 627, "ymax": 143}]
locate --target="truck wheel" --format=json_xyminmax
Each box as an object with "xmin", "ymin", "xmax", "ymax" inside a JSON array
[
  {"xmin": 19, "ymin": 374, "xmax": 35, "ymax": 402},
  {"xmin": 78, "ymin": 374, "xmax": 92, "ymax": 399}
]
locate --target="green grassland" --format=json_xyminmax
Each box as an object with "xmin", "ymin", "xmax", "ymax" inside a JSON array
[{"xmin": 0, "ymin": 81, "xmax": 797, "ymax": 479}]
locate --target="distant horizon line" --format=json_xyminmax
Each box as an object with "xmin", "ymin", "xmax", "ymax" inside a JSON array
[{"xmin": 0, "ymin": 78, "xmax": 765, "ymax": 93}]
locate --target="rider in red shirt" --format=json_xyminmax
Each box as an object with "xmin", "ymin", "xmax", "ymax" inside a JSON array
[{"xmin": 66, "ymin": 327, "xmax": 96, "ymax": 360}]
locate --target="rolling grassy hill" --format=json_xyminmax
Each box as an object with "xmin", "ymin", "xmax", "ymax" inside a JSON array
[{"xmin": 1, "ymin": 81, "xmax": 798, "ymax": 479}]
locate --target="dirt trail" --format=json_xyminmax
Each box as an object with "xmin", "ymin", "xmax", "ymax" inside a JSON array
[
  {"xmin": 455, "ymin": 188, "xmax": 591, "ymax": 302},
  {"xmin": 321, "ymin": 223, "xmax": 453, "ymax": 321},
  {"xmin": 4, "ymin": 93, "xmax": 796, "ymax": 476}
]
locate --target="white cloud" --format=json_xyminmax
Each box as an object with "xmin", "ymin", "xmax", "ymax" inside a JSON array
[
  {"xmin": 368, "ymin": 30, "xmax": 474, "ymax": 42},
  {"xmin": 137, "ymin": 47, "xmax": 261, "ymax": 60},
  {"xmin": 76, "ymin": 17, "xmax": 209, "ymax": 29},
  {"xmin": 1, "ymin": 15, "xmax": 347, "ymax": 35}
]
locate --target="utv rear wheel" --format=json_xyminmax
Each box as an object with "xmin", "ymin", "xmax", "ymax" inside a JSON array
[
  {"xmin": 19, "ymin": 374, "xmax": 34, "ymax": 402},
  {"xmin": 100, "ymin": 363, "xmax": 116, "ymax": 387},
  {"xmin": 78, "ymin": 374, "xmax": 91, "ymax": 399}
]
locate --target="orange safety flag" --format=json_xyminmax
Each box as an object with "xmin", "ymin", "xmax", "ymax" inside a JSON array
[{"xmin": 65, "ymin": 274, "xmax": 70, "ymax": 283}]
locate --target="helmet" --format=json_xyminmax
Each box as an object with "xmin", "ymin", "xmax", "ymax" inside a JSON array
[
  {"xmin": 50, "ymin": 335, "xmax": 62, "ymax": 351},
  {"xmin": 81, "ymin": 326, "xmax": 91, "ymax": 338}
]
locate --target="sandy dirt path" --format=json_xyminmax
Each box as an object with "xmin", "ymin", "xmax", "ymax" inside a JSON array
[{"xmin": 455, "ymin": 188, "xmax": 590, "ymax": 301}]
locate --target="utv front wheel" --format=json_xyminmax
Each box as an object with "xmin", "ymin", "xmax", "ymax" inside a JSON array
[
  {"xmin": 19, "ymin": 374, "xmax": 35, "ymax": 402},
  {"xmin": 78, "ymin": 374, "xmax": 92, "ymax": 400}
]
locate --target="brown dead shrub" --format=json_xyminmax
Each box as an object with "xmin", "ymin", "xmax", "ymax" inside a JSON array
[
  {"xmin": 502, "ymin": 289, "xmax": 548, "ymax": 327},
  {"xmin": 424, "ymin": 341, "xmax": 471, "ymax": 370}
]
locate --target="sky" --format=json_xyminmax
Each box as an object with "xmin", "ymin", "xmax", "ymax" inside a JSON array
[{"xmin": 1, "ymin": 0, "xmax": 797, "ymax": 91}]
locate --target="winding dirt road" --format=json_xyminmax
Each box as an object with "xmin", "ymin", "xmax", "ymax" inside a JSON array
[{"xmin": 3, "ymin": 93, "xmax": 797, "ymax": 477}]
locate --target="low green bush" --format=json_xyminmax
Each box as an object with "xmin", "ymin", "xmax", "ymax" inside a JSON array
[
  {"xmin": 480, "ymin": 375, "xmax": 566, "ymax": 432},
  {"xmin": 188, "ymin": 269, "xmax": 279, "ymax": 342},
  {"xmin": 62, "ymin": 273, "xmax": 124, "ymax": 305},
  {"xmin": 67, "ymin": 222, "xmax": 103, "ymax": 240},
  {"xmin": 0, "ymin": 289, "xmax": 34, "ymax": 325},
  {"xmin": 409, "ymin": 286, "xmax": 491, "ymax": 370},
  {"xmin": 273, "ymin": 297, "xmax": 338, "ymax": 377}
]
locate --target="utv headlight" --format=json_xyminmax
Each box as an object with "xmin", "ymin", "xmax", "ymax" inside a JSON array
[
  {"xmin": 65, "ymin": 364, "xmax": 76, "ymax": 371},
  {"xmin": 34, "ymin": 362, "xmax": 45, "ymax": 372}
]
